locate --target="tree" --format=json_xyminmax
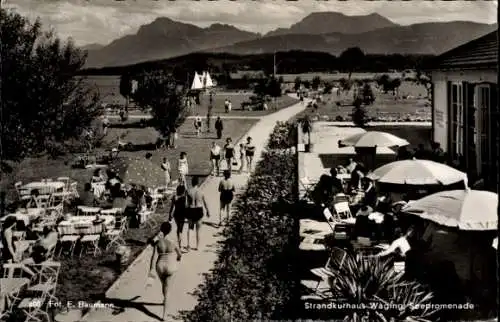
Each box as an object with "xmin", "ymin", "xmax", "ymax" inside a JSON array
[
  {"xmin": 119, "ymin": 73, "xmax": 132, "ymax": 111},
  {"xmin": 361, "ymin": 83, "xmax": 375, "ymax": 105},
  {"xmin": 323, "ymin": 82, "xmax": 333, "ymax": 94},
  {"xmin": 416, "ymin": 69, "xmax": 432, "ymax": 99},
  {"xmin": 302, "ymin": 80, "xmax": 311, "ymax": 89},
  {"xmin": 294, "ymin": 76, "xmax": 301, "ymax": 91},
  {"xmin": 339, "ymin": 78, "xmax": 352, "ymax": 92},
  {"xmin": 132, "ymin": 71, "xmax": 189, "ymax": 140},
  {"xmin": 267, "ymin": 77, "xmax": 282, "ymax": 98},
  {"xmin": 376, "ymin": 74, "xmax": 391, "ymax": 91},
  {"xmin": 339, "ymin": 47, "xmax": 365, "ymax": 80},
  {"xmin": 390, "ymin": 78, "xmax": 402, "ymax": 96},
  {"xmin": 1, "ymin": 8, "xmax": 102, "ymax": 162},
  {"xmin": 352, "ymin": 97, "xmax": 369, "ymax": 128},
  {"xmin": 311, "ymin": 76, "xmax": 321, "ymax": 90}
]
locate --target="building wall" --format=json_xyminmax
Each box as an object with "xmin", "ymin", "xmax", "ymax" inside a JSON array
[{"xmin": 431, "ymin": 70, "xmax": 497, "ymax": 152}]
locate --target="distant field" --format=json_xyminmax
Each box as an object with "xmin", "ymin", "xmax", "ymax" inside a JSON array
[
  {"xmin": 80, "ymin": 75, "xmax": 299, "ymax": 115},
  {"xmin": 277, "ymin": 72, "xmax": 417, "ymax": 82},
  {"xmin": 294, "ymin": 81, "xmax": 430, "ymax": 121}
]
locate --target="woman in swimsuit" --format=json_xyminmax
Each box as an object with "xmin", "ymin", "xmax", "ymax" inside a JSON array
[
  {"xmin": 209, "ymin": 142, "xmax": 221, "ymax": 176},
  {"xmin": 168, "ymin": 185, "xmax": 187, "ymax": 249},
  {"xmin": 148, "ymin": 222, "xmax": 182, "ymax": 321},
  {"xmin": 178, "ymin": 152, "xmax": 189, "ymax": 186},
  {"xmin": 1, "ymin": 216, "xmax": 17, "ymax": 263},
  {"xmin": 238, "ymin": 143, "xmax": 245, "ymax": 173},
  {"xmin": 245, "ymin": 136, "xmax": 256, "ymax": 172},
  {"xmin": 218, "ymin": 170, "xmax": 235, "ymax": 226},
  {"xmin": 224, "ymin": 138, "xmax": 235, "ymax": 174}
]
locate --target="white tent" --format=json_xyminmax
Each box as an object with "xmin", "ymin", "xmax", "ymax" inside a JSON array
[
  {"xmin": 191, "ymin": 72, "xmax": 203, "ymax": 90},
  {"xmin": 203, "ymin": 71, "xmax": 214, "ymax": 88}
]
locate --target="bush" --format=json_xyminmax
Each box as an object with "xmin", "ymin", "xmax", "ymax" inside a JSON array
[
  {"xmin": 268, "ymin": 121, "xmax": 297, "ymax": 149},
  {"xmin": 184, "ymin": 149, "xmax": 297, "ymax": 322}
]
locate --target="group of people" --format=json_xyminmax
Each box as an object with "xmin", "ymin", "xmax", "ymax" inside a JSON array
[
  {"xmin": 210, "ymin": 136, "xmax": 255, "ymax": 176},
  {"xmin": 193, "ymin": 114, "xmax": 225, "ymax": 140}
]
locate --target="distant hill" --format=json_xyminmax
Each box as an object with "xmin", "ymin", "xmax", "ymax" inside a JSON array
[
  {"xmin": 211, "ymin": 21, "xmax": 498, "ymax": 56},
  {"xmin": 265, "ymin": 12, "xmax": 398, "ymax": 36},
  {"xmin": 83, "ymin": 13, "xmax": 496, "ymax": 68},
  {"xmin": 83, "ymin": 18, "xmax": 259, "ymax": 68}
]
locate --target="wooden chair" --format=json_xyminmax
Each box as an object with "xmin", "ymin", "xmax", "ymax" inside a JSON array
[
  {"xmin": 301, "ymin": 247, "xmax": 347, "ymax": 298},
  {"xmin": 26, "ymin": 261, "xmax": 61, "ymax": 303},
  {"xmin": 56, "ymin": 177, "xmax": 71, "ymax": 191},
  {"xmin": 105, "ymin": 216, "xmax": 128, "ymax": 251},
  {"xmin": 80, "ymin": 234, "xmax": 101, "ymax": 258},
  {"xmin": 17, "ymin": 279, "xmax": 52, "ymax": 322}
]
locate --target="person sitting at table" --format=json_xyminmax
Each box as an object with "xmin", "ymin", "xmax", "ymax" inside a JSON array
[
  {"xmin": 354, "ymin": 205, "xmax": 373, "ymax": 239},
  {"xmin": 78, "ymin": 183, "xmax": 98, "ymax": 207},
  {"xmin": 329, "ymin": 167, "xmax": 344, "ymax": 194},
  {"xmin": 25, "ymin": 189, "xmax": 42, "ymax": 208},
  {"xmin": 22, "ymin": 226, "xmax": 58, "ymax": 265},
  {"xmin": 362, "ymin": 177, "xmax": 377, "ymax": 208},
  {"xmin": 105, "ymin": 171, "xmax": 122, "ymax": 190},
  {"xmin": 311, "ymin": 174, "xmax": 335, "ymax": 206},
  {"xmin": 336, "ymin": 165, "xmax": 347, "ymax": 174},
  {"xmin": 346, "ymin": 158, "xmax": 357, "ymax": 173},
  {"xmin": 349, "ymin": 165, "xmax": 364, "ymax": 192},
  {"xmin": 1, "ymin": 216, "xmax": 17, "ymax": 263},
  {"xmin": 91, "ymin": 168, "xmax": 106, "ymax": 183}
]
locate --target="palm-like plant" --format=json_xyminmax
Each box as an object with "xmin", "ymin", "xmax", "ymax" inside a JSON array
[{"xmin": 328, "ymin": 253, "xmax": 438, "ymax": 322}]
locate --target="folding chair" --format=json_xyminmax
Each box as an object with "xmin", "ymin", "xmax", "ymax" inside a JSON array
[
  {"xmin": 333, "ymin": 201, "xmax": 352, "ymax": 220},
  {"xmin": 1, "ymin": 264, "xmax": 30, "ymax": 320},
  {"xmin": 333, "ymin": 193, "xmax": 349, "ymax": 204},
  {"xmin": 69, "ymin": 182, "xmax": 79, "ymax": 199},
  {"xmin": 27, "ymin": 261, "xmax": 61, "ymax": 304},
  {"xmin": 301, "ymin": 247, "xmax": 347, "ymax": 296},
  {"xmin": 17, "ymin": 279, "xmax": 52, "ymax": 322},
  {"xmin": 151, "ymin": 193, "xmax": 165, "ymax": 208},
  {"xmin": 140, "ymin": 198, "xmax": 159, "ymax": 229},
  {"xmin": 105, "ymin": 216, "xmax": 128, "ymax": 251},
  {"xmin": 50, "ymin": 192, "xmax": 72, "ymax": 207},
  {"xmin": 300, "ymin": 177, "xmax": 315, "ymax": 200},
  {"xmin": 15, "ymin": 182, "xmax": 31, "ymax": 201},
  {"xmin": 322, "ymin": 207, "xmax": 341, "ymax": 232},
  {"xmin": 80, "ymin": 233, "xmax": 101, "ymax": 257},
  {"xmin": 56, "ymin": 227, "xmax": 79, "ymax": 258},
  {"xmin": 56, "ymin": 177, "xmax": 71, "ymax": 191}
]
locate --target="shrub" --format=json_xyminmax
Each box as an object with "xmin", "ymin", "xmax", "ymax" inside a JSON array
[
  {"xmin": 326, "ymin": 254, "xmax": 438, "ymax": 321},
  {"xmin": 268, "ymin": 121, "xmax": 297, "ymax": 149},
  {"xmin": 184, "ymin": 149, "xmax": 297, "ymax": 322},
  {"xmin": 352, "ymin": 98, "xmax": 369, "ymax": 128}
]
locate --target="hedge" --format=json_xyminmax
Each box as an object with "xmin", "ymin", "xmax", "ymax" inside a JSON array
[
  {"xmin": 267, "ymin": 121, "xmax": 297, "ymax": 150},
  {"xmin": 183, "ymin": 147, "xmax": 298, "ymax": 322}
]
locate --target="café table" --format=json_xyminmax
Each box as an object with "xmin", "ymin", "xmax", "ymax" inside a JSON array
[
  {"xmin": 22, "ymin": 181, "xmax": 65, "ymax": 195},
  {"xmin": 57, "ymin": 215, "xmax": 115, "ymax": 236}
]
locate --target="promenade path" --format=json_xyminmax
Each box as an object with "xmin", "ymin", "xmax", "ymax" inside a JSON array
[{"xmin": 81, "ymin": 97, "xmax": 309, "ymax": 322}]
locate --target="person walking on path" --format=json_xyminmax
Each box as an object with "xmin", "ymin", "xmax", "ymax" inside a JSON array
[
  {"xmin": 185, "ymin": 176, "xmax": 210, "ymax": 250},
  {"xmin": 224, "ymin": 99, "xmax": 229, "ymax": 113},
  {"xmin": 169, "ymin": 128, "xmax": 178, "ymax": 149},
  {"xmin": 148, "ymin": 222, "xmax": 182, "ymax": 321},
  {"xmin": 161, "ymin": 157, "xmax": 171, "ymax": 188},
  {"xmin": 215, "ymin": 116, "xmax": 223, "ymax": 139},
  {"xmin": 223, "ymin": 138, "xmax": 235, "ymax": 174},
  {"xmin": 178, "ymin": 152, "xmax": 189, "ymax": 187},
  {"xmin": 245, "ymin": 136, "xmax": 256, "ymax": 172},
  {"xmin": 168, "ymin": 185, "xmax": 187, "ymax": 249},
  {"xmin": 194, "ymin": 114, "xmax": 202, "ymax": 137},
  {"xmin": 238, "ymin": 143, "xmax": 246, "ymax": 173},
  {"xmin": 206, "ymin": 106, "xmax": 212, "ymax": 133},
  {"xmin": 218, "ymin": 170, "xmax": 235, "ymax": 227},
  {"xmin": 209, "ymin": 141, "xmax": 221, "ymax": 176}
]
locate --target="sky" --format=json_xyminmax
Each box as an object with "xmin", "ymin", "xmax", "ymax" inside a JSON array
[{"xmin": 3, "ymin": 0, "xmax": 498, "ymax": 46}]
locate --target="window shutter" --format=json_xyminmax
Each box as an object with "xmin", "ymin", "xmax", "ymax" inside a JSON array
[
  {"xmin": 446, "ymin": 81, "xmax": 452, "ymax": 156},
  {"xmin": 489, "ymin": 84, "xmax": 498, "ymax": 192}
]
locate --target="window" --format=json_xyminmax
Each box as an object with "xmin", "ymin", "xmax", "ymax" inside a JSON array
[
  {"xmin": 476, "ymin": 84, "xmax": 491, "ymax": 176},
  {"xmin": 449, "ymin": 82, "xmax": 464, "ymax": 159}
]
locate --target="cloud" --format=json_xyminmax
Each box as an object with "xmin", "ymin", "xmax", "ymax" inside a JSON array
[{"xmin": 3, "ymin": 0, "xmax": 497, "ymax": 45}]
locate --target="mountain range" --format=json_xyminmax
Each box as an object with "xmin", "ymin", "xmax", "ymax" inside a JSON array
[{"xmin": 83, "ymin": 12, "xmax": 497, "ymax": 68}]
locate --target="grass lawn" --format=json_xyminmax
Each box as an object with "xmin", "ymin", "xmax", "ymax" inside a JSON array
[
  {"xmin": 0, "ymin": 118, "xmax": 258, "ymax": 306},
  {"xmin": 293, "ymin": 82, "xmax": 430, "ymax": 122}
]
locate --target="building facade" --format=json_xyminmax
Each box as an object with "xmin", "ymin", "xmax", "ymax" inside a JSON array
[{"xmin": 429, "ymin": 30, "xmax": 498, "ymax": 192}]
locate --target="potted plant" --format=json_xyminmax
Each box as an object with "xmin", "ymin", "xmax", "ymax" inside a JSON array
[{"xmin": 298, "ymin": 115, "xmax": 313, "ymax": 152}]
